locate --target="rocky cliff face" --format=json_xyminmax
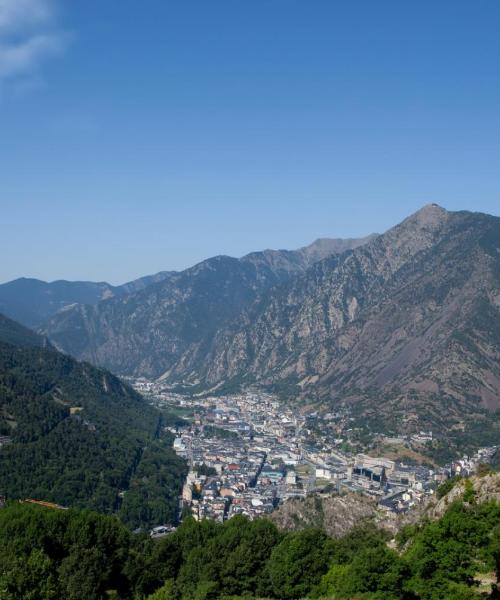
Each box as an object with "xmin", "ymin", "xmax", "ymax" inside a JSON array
[
  {"xmin": 428, "ymin": 473, "xmax": 500, "ymax": 520},
  {"xmin": 269, "ymin": 493, "xmax": 378, "ymax": 538},
  {"xmin": 41, "ymin": 236, "xmax": 374, "ymax": 379},
  {"xmin": 174, "ymin": 205, "xmax": 500, "ymax": 431},
  {"xmin": 270, "ymin": 472, "xmax": 500, "ymax": 537}
]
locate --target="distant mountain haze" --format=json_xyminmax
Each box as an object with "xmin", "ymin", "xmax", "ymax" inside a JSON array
[
  {"xmin": 1, "ymin": 237, "xmax": 376, "ymax": 330},
  {"xmin": 0, "ymin": 272, "xmax": 174, "ymax": 328}
]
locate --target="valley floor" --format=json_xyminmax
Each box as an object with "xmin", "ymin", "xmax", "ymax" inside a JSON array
[{"xmin": 130, "ymin": 380, "xmax": 498, "ymax": 532}]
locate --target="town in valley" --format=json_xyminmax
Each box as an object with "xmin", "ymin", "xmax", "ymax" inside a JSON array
[{"xmin": 129, "ymin": 378, "xmax": 498, "ymax": 533}]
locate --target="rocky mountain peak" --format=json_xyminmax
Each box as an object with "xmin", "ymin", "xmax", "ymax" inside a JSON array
[
  {"xmin": 371, "ymin": 204, "xmax": 451, "ymax": 274},
  {"xmin": 398, "ymin": 203, "xmax": 449, "ymax": 233}
]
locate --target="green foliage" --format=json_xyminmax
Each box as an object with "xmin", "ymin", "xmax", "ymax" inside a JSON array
[
  {"xmin": 170, "ymin": 515, "xmax": 282, "ymax": 599},
  {"xmin": 0, "ymin": 548, "xmax": 58, "ymax": 600},
  {"xmin": 0, "ymin": 503, "xmax": 138, "ymax": 599},
  {"xmin": 119, "ymin": 436, "xmax": 187, "ymax": 530},
  {"xmin": 0, "ymin": 488, "xmax": 498, "ymax": 599},
  {"xmin": 197, "ymin": 463, "xmax": 218, "ymax": 477},
  {"xmin": 0, "ymin": 313, "xmax": 47, "ymax": 349},
  {"xmin": 436, "ymin": 476, "xmax": 461, "ymax": 499},
  {"xmin": 266, "ymin": 528, "xmax": 334, "ymax": 598},
  {"xmin": 403, "ymin": 500, "xmax": 500, "ymax": 599},
  {"xmin": 203, "ymin": 425, "xmax": 239, "ymax": 440},
  {"xmin": 311, "ymin": 525, "xmax": 406, "ymax": 599},
  {"xmin": 146, "ymin": 580, "xmax": 177, "ymax": 600},
  {"xmin": 463, "ymin": 479, "xmax": 476, "ymax": 503},
  {"xmin": 395, "ymin": 523, "xmax": 421, "ymax": 549},
  {"xmin": 0, "ymin": 339, "xmax": 186, "ymax": 527}
]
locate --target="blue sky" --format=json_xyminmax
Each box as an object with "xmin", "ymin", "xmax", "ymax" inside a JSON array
[{"xmin": 1, "ymin": 0, "xmax": 499, "ymax": 284}]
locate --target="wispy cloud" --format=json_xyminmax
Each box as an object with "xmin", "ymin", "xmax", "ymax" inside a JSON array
[{"xmin": 0, "ymin": 0, "xmax": 69, "ymax": 85}]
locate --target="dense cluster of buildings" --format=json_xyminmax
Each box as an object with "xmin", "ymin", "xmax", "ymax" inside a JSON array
[
  {"xmin": 130, "ymin": 380, "xmax": 498, "ymax": 524},
  {"xmin": 170, "ymin": 392, "xmax": 303, "ymax": 521}
]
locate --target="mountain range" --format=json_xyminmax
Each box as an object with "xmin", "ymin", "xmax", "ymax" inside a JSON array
[
  {"xmin": 38, "ymin": 235, "xmax": 376, "ymax": 378},
  {"xmin": 7, "ymin": 204, "xmax": 500, "ymax": 436},
  {"xmin": 0, "ymin": 271, "xmax": 173, "ymax": 329},
  {"xmin": 187, "ymin": 204, "xmax": 499, "ymax": 434}
]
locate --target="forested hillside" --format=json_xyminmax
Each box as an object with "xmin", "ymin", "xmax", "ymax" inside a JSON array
[
  {"xmin": 0, "ymin": 313, "xmax": 49, "ymax": 348},
  {"xmin": 0, "ymin": 476, "xmax": 498, "ymax": 599},
  {"xmin": 0, "ymin": 314, "xmax": 186, "ymax": 527}
]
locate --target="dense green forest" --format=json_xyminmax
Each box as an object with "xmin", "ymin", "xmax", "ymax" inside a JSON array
[
  {"xmin": 0, "ymin": 314, "xmax": 186, "ymax": 526},
  {"xmin": 119, "ymin": 437, "xmax": 187, "ymax": 530},
  {"xmin": 0, "ymin": 313, "xmax": 49, "ymax": 349},
  {"xmin": 0, "ymin": 488, "xmax": 498, "ymax": 600}
]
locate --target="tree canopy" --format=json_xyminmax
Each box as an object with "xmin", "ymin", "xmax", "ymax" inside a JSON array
[{"xmin": 0, "ymin": 491, "xmax": 498, "ymax": 600}]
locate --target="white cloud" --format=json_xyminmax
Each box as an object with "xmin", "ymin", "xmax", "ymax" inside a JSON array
[
  {"xmin": 0, "ymin": 33, "xmax": 66, "ymax": 78},
  {"xmin": 0, "ymin": 0, "xmax": 53, "ymax": 31},
  {"xmin": 0, "ymin": 0, "xmax": 68, "ymax": 84}
]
